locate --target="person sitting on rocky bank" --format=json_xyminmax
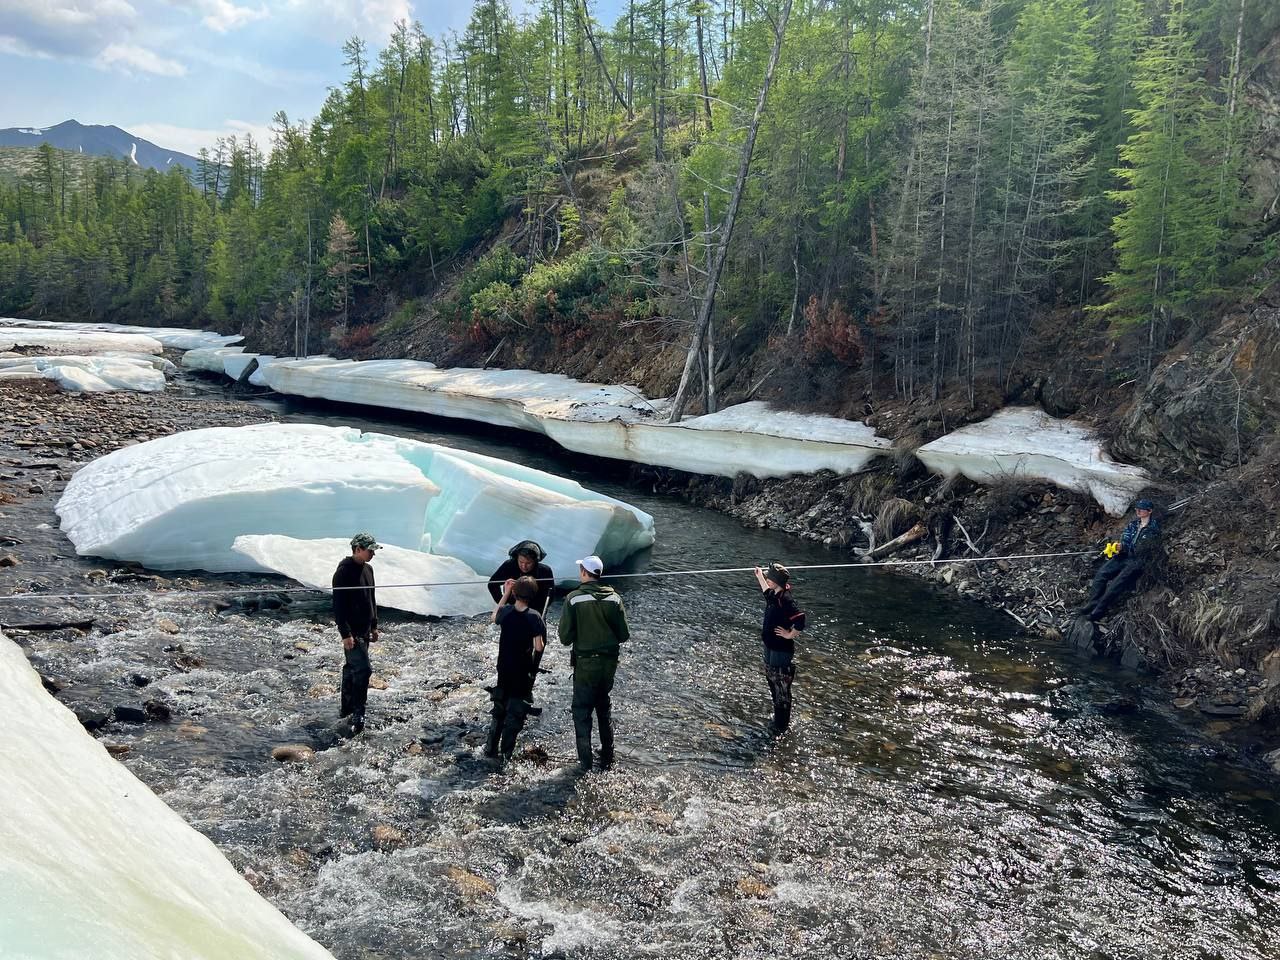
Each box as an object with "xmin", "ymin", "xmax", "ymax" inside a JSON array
[{"xmin": 1077, "ymin": 499, "xmax": 1161, "ymax": 621}]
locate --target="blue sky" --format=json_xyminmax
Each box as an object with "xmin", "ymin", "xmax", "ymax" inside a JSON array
[{"xmin": 0, "ymin": 0, "xmax": 620, "ymax": 156}]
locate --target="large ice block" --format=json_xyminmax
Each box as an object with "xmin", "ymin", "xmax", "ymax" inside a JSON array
[
  {"xmin": 915, "ymin": 407, "xmax": 1149, "ymax": 515},
  {"xmin": 56, "ymin": 424, "xmax": 440, "ymax": 572},
  {"xmin": 0, "ymin": 630, "xmax": 333, "ymax": 959},
  {"xmin": 56, "ymin": 423, "xmax": 656, "ymax": 578},
  {"xmin": 0, "ymin": 329, "xmax": 164, "ymax": 355},
  {"xmin": 231, "ymin": 535, "xmax": 493, "ymax": 617}
]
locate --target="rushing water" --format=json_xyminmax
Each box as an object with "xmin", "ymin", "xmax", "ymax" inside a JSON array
[{"xmin": 17, "ymin": 393, "xmax": 1280, "ymax": 959}]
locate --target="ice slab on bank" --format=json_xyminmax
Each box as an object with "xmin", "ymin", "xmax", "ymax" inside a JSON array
[
  {"xmin": 0, "ymin": 631, "xmax": 334, "ymax": 960},
  {"xmin": 57, "ymin": 423, "xmax": 655, "ymax": 580},
  {"xmin": 0, "ymin": 353, "xmax": 170, "ymax": 392},
  {"xmin": 0, "ymin": 317, "xmax": 242, "ymax": 351},
  {"xmin": 182, "ymin": 345, "xmax": 246, "ymax": 372},
  {"xmin": 258, "ymin": 357, "xmax": 890, "ymax": 479},
  {"xmin": 232, "ymin": 535, "xmax": 493, "ymax": 617},
  {"xmin": 914, "ymin": 406, "xmax": 1149, "ymax": 515},
  {"xmin": 0, "ymin": 328, "xmax": 164, "ymax": 355}
]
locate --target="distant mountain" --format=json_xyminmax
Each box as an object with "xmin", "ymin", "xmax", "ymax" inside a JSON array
[{"xmin": 0, "ymin": 120, "xmax": 200, "ymax": 173}]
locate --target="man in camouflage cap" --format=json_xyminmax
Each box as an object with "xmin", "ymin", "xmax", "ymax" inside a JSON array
[{"xmin": 333, "ymin": 533, "xmax": 380, "ymax": 733}]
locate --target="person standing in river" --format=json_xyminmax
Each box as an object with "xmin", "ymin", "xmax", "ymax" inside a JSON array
[
  {"xmin": 486, "ymin": 576, "xmax": 546, "ymax": 765},
  {"xmin": 755, "ymin": 563, "xmax": 806, "ymax": 733},
  {"xmin": 489, "ymin": 540, "xmax": 556, "ymax": 697},
  {"xmin": 558, "ymin": 555, "xmax": 629, "ymax": 772},
  {"xmin": 333, "ymin": 533, "xmax": 380, "ymax": 734}
]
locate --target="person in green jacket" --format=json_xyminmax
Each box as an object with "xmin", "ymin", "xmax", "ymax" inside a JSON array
[{"xmin": 558, "ymin": 555, "xmax": 630, "ymax": 772}]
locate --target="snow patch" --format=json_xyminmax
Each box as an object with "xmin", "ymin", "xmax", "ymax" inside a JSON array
[
  {"xmin": 56, "ymin": 423, "xmax": 655, "ymax": 579},
  {"xmin": 128, "ymin": 142, "xmax": 138, "ymax": 165},
  {"xmin": 0, "ymin": 318, "xmax": 241, "ymax": 351},
  {"xmin": 232, "ymin": 535, "xmax": 493, "ymax": 617},
  {"xmin": 0, "ymin": 630, "xmax": 334, "ymax": 959},
  {"xmin": 914, "ymin": 407, "xmax": 1149, "ymax": 515},
  {"xmin": 0, "ymin": 329, "xmax": 164, "ymax": 355}
]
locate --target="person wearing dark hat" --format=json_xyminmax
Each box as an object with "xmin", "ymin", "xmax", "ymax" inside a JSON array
[
  {"xmin": 333, "ymin": 532, "xmax": 380, "ymax": 733},
  {"xmin": 754, "ymin": 563, "xmax": 806, "ymax": 732},
  {"xmin": 558, "ymin": 555, "xmax": 629, "ymax": 772},
  {"xmin": 488, "ymin": 540, "xmax": 555, "ymax": 616},
  {"xmin": 1077, "ymin": 499, "xmax": 1161, "ymax": 621}
]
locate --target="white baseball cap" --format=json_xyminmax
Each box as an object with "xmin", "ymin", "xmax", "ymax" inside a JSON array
[{"xmin": 577, "ymin": 555, "xmax": 604, "ymax": 576}]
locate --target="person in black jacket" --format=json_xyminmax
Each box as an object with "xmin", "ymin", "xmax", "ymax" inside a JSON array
[
  {"xmin": 754, "ymin": 563, "xmax": 806, "ymax": 732},
  {"xmin": 486, "ymin": 576, "xmax": 546, "ymax": 765},
  {"xmin": 333, "ymin": 532, "xmax": 380, "ymax": 733},
  {"xmin": 488, "ymin": 540, "xmax": 555, "ymax": 615},
  {"xmin": 1077, "ymin": 499, "xmax": 1161, "ymax": 621}
]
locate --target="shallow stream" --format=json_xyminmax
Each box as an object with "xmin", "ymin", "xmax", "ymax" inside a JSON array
[{"xmin": 13, "ymin": 392, "xmax": 1280, "ymax": 959}]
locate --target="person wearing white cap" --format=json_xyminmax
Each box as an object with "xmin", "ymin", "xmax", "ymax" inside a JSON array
[{"xmin": 558, "ymin": 555, "xmax": 630, "ymax": 772}]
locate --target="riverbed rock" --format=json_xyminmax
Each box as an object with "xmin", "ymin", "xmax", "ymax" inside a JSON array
[
  {"xmin": 143, "ymin": 699, "xmax": 172, "ymax": 722},
  {"xmin": 371, "ymin": 824, "xmax": 405, "ymax": 848},
  {"xmin": 112, "ymin": 705, "xmax": 148, "ymax": 724},
  {"xmin": 0, "ymin": 554, "xmax": 18, "ymax": 567},
  {"xmin": 104, "ymin": 743, "xmax": 130, "ymax": 757},
  {"xmin": 736, "ymin": 876, "xmax": 773, "ymax": 899},
  {"xmin": 70, "ymin": 704, "xmax": 109, "ymax": 730},
  {"xmin": 446, "ymin": 866, "xmax": 494, "ymax": 901},
  {"xmin": 1264, "ymin": 749, "xmax": 1280, "ymax": 776},
  {"xmin": 271, "ymin": 744, "xmax": 315, "ymax": 762},
  {"xmin": 155, "ymin": 617, "xmax": 181, "ymax": 634},
  {"xmin": 307, "ymin": 683, "xmax": 337, "ymax": 699}
]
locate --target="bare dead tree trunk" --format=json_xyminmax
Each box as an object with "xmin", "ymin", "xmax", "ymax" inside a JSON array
[
  {"xmin": 576, "ymin": 0, "xmax": 630, "ymax": 111},
  {"xmin": 696, "ymin": 11, "xmax": 713, "ymax": 130},
  {"xmin": 669, "ymin": 0, "xmax": 796, "ymax": 422}
]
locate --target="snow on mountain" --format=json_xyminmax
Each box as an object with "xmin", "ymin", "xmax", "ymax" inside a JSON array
[{"xmin": 0, "ymin": 120, "xmax": 200, "ymax": 172}]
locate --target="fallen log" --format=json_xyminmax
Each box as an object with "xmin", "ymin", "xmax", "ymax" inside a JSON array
[{"xmin": 865, "ymin": 521, "xmax": 928, "ymax": 562}]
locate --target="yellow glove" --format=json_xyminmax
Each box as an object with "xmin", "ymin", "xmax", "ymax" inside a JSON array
[{"xmin": 1102, "ymin": 541, "xmax": 1121, "ymax": 559}]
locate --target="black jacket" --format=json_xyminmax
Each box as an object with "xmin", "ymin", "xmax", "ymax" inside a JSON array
[
  {"xmin": 487, "ymin": 558, "xmax": 555, "ymax": 614},
  {"xmin": 333, "ymin": 556, "xmax": 377, "ymax": 637}
]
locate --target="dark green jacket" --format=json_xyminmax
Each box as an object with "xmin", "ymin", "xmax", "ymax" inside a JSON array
[{"xmin": 558, "ymin": 581, "xmax": 630, "ymax": 664}]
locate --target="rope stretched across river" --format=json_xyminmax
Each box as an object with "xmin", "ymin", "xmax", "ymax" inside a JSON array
[{"xmin": 0, "ymin": 549, "xmax": 1094, "ymax": 605}]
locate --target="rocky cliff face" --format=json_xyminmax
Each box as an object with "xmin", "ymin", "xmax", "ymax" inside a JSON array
[{"xmin": 1245, "ymin": 34, "xmax": 1280, "ymax": 224}]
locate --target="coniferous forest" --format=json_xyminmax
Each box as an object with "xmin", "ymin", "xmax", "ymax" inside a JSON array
[{"xmin": 0, "ymin": 0, "xmax": 1275, "ymax": 409}]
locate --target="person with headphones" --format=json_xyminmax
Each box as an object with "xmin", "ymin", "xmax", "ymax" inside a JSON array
[{"xmin": 488, "ymin": 540, "xmax": 555, "ymax": 616}]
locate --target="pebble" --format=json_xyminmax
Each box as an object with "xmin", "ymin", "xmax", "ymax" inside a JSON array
[
  {"xmin": 271, "ymin": 744, "xmax": 315, "ymax": 763},
  {"xmin": 0, "ymin": 554, "xmax": 18, "ymax": 567},
  {"xmin": 155, "ymin": 618, "xmax": 181, "ymax": 634},
  {"xmin": 104, "ymin": 743, "xmax": 130, "ymax": 758},
  {"xmin": 371, "ymin": 824, "xmax": 405, "ymax": 847}
]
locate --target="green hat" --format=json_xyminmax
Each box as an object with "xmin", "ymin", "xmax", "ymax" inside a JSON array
[{"xmin": 350, "ymin": 532, "xmax": 380, "ymax": 551}]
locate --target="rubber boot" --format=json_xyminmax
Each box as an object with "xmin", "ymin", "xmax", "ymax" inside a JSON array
[{"xmin": 484, "ymin": 721, "xmax": 501, "ymax": 758}]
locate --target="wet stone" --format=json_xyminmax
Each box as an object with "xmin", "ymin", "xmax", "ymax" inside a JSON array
[
  {"xmin": 113, "ymin": 705, "xmax": 148, "ymax": 724},
  {"xmin": 155, "ymin": 618, "xmax": 181, "ymax": 634},
  {"xmin": 271, "ymin": 744, "xmax": 315, "ymax": 763},
  {"xmin": 0, "ymin": 554, "xmax": 19, "ymax": 568}
]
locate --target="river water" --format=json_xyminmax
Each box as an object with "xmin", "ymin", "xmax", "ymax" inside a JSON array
[{"xmin": 17, "ymin": 393, "xmax": 1280, "ymax": 959}]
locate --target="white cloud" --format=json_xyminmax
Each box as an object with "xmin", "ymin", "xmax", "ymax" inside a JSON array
[
  {"xmin": 127, "ymin": 119, "xmax": 276, "ymax": 156},
  {"xmin": 97, "ymin": 42, "xmax": 187, "ymax": 76},
  {"xmin": 170, "ymin": 0, "xmax": 267, "ymax": 32},
  {"xmin": 0, "ymin": 0, "xmax": 139, "ymax": 58},
  {"xmin": 284, "ymin": 0, "xmax": 412, "ymax": 36}
]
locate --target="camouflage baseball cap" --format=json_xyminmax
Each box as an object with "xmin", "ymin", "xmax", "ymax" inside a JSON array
[{"xmin": 350, "ymin": 532, "xmax": 380, "ymax": 551}]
